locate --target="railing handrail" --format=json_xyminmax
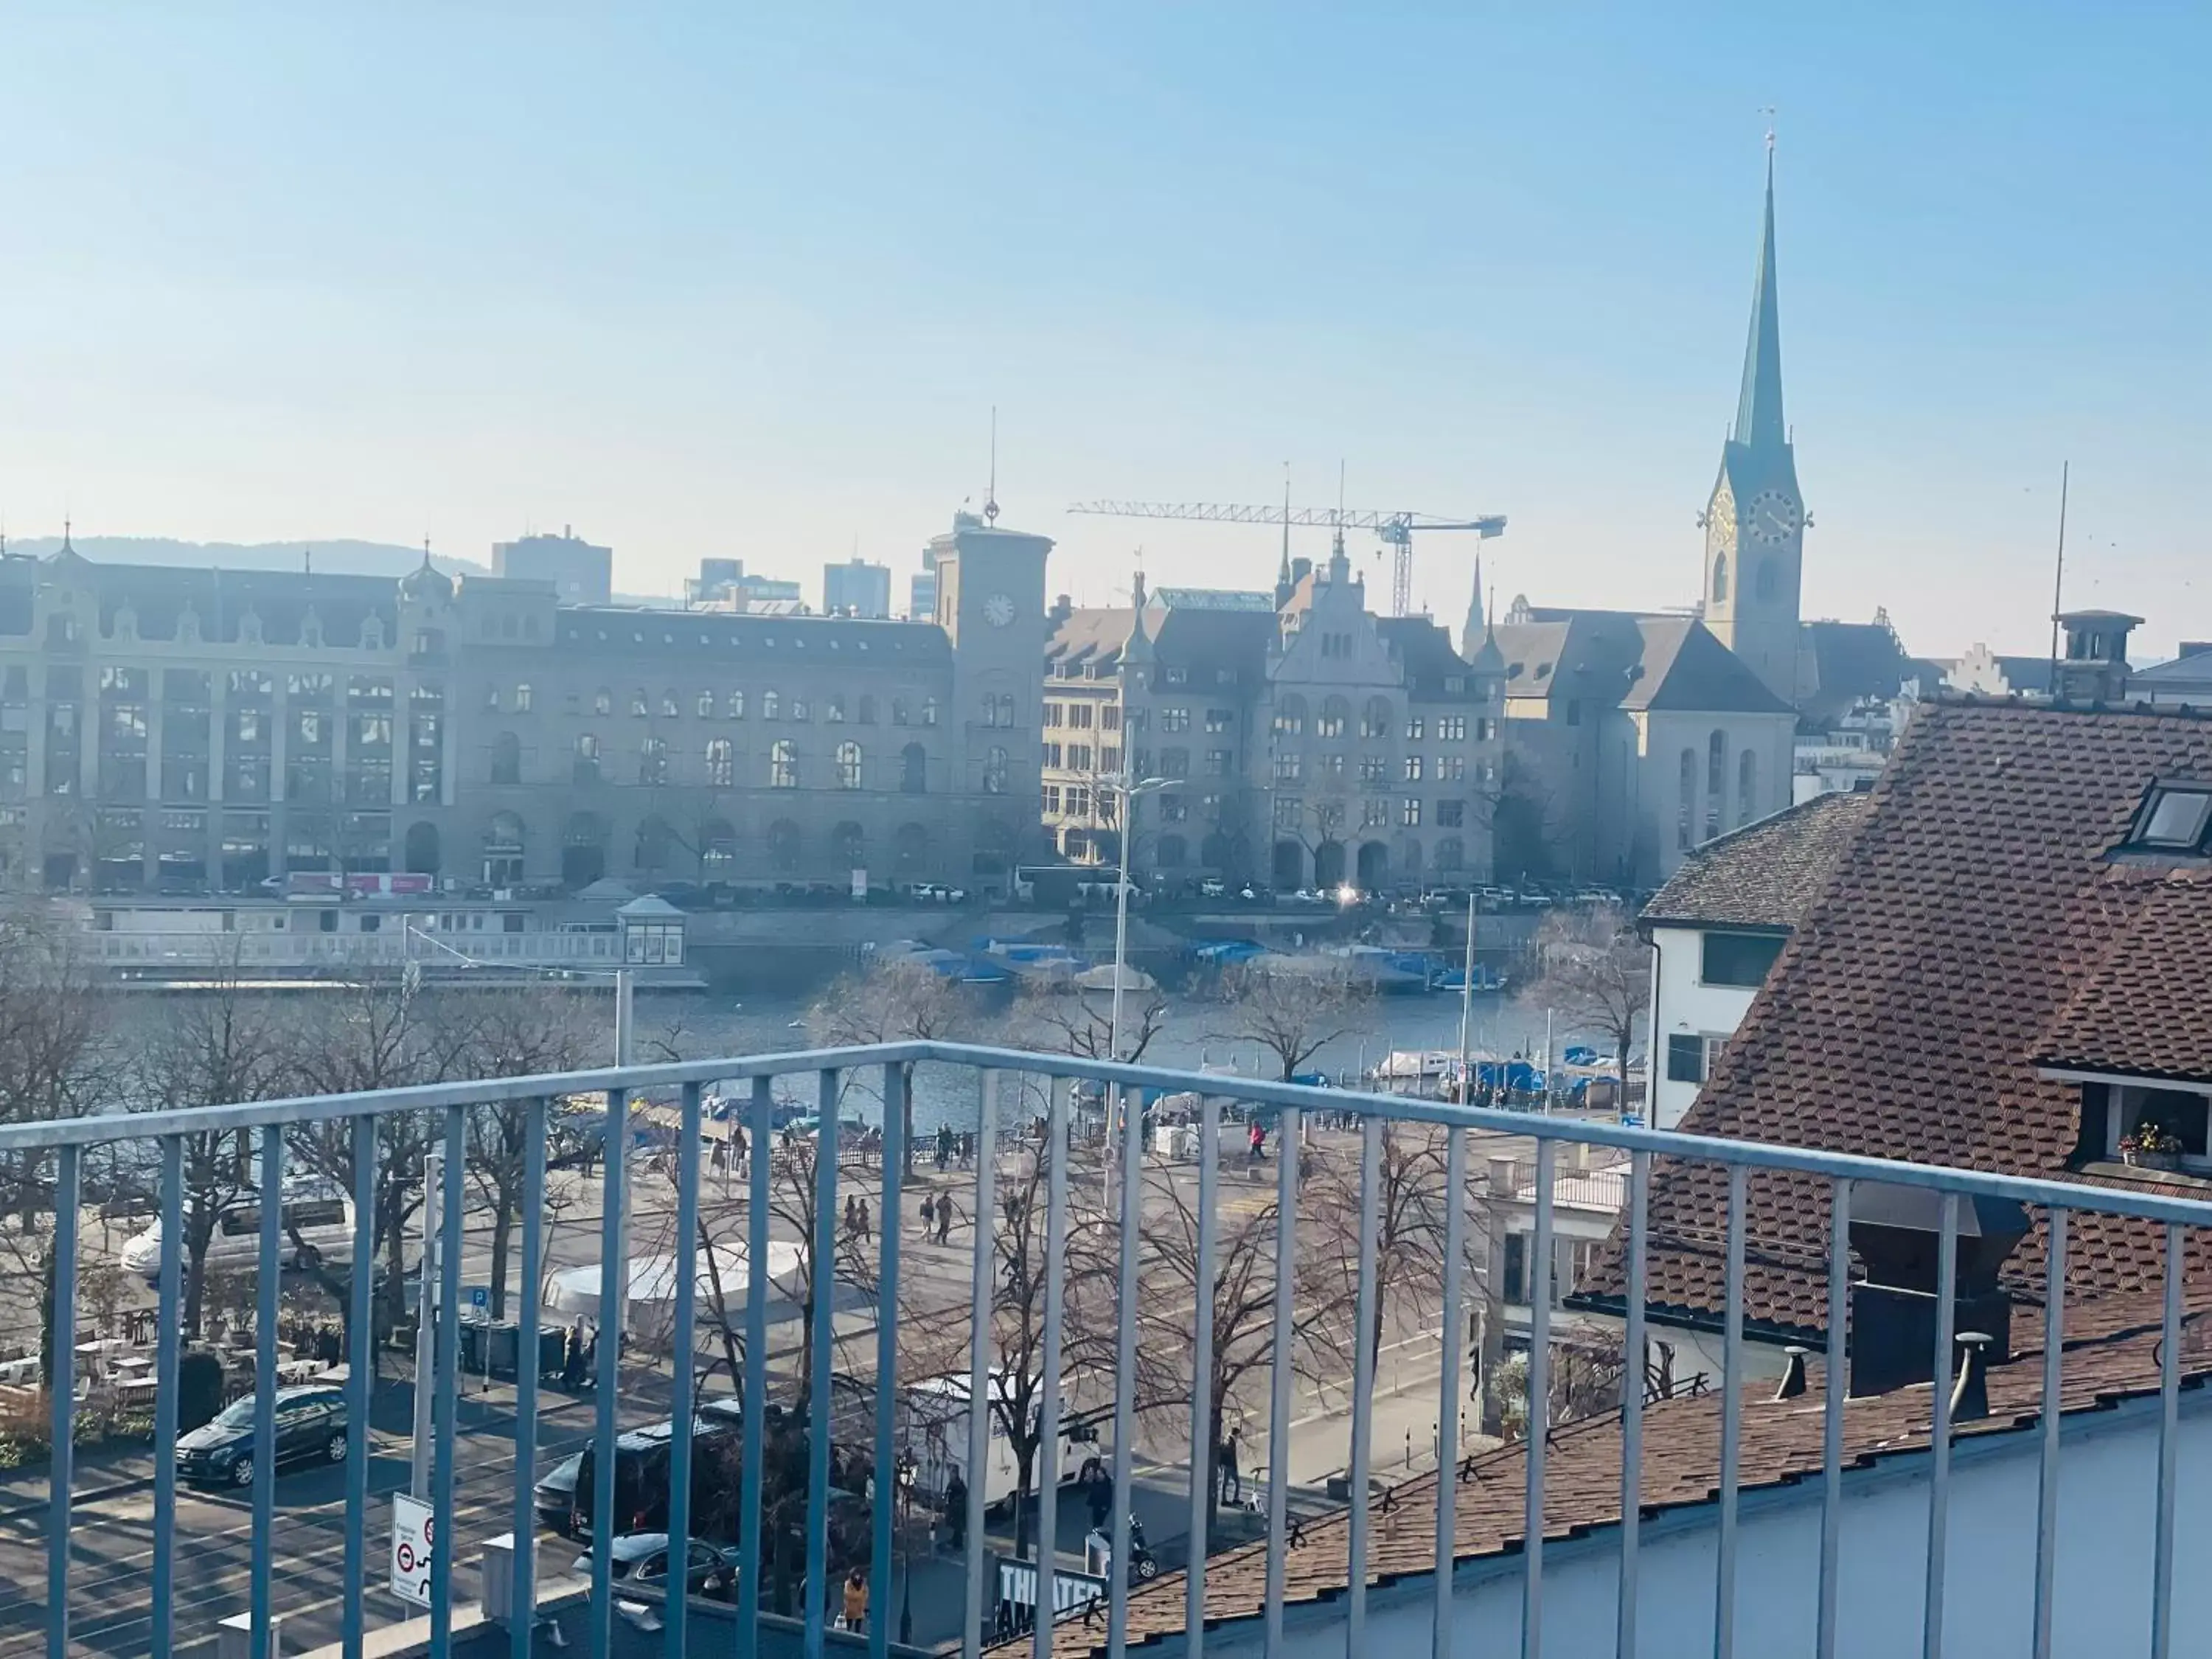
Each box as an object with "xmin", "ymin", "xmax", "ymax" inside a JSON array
[{"xmin": 11, "ymin": 1036, "xmax": 2212, "ymax": 1231}]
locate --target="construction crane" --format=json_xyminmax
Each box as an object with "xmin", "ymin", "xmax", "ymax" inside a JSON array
[{"xmin": 1065, "ymin": 499, "xmax": 1506, "ymax": 617}]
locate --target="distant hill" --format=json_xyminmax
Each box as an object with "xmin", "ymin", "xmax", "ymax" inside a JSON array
[{"xmin": 4, "ymin": 536, "xmax": 488, "ymax": 580}]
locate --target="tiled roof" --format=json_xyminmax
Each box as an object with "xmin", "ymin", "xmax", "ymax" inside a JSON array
[
  {"xmin": 2037, "ymin": 870, "xmax": 2212, "ymax": 1082},
  {"xmin": 553, "ymin": 608, "xmax": 949, "ymax": 658},
  {"xmin": 1046, "ymin": 608, "xmax": 1134, "ymax": 671},
  {"xmin": 1034, "ymin": 1286, "xmax": 2212, "ymax": 1655},
  {"xmin": 1590, "ymin": 696, "xmax": 2212, "ymax": 1338},
  {"xmin": 1492, "ymin": 613, "xmax": 1788, "ymax": 717},
  {"xmin": 1374, "ymin": 616, "xmax": 1489, "ymax": 701},
  {"xmin": 1641, "ymin": 791, "xmax": 1874, "ymax": 931}
]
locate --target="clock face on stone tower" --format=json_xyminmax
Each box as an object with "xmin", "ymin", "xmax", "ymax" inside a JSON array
[
  {"xmin": 1745, "ymin": 489, "xmax": 1802, "ymax": 546},
  {"xmin": 983, "ymin": 593, "xmax": 1016, "ymax": 628}
]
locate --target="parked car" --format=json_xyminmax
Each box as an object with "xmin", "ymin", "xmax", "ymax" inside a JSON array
[
  {"xmin": 175, "ymin": 1385, "xmax": 349, "ymax": 1488},
  {"xmin": 535, "ymin": 1453, "xmax": 585, "ymax": 1534},
  {"xmin": 1197, "ymin": 877, "xmax": 1228, "ymax": 899},
  {"xmin": 574, "ymin": 1533, "xmax": 742, "ymax": 1601},
  {"xmin": 121, "ymin": 1181, "xmax": 355, "ymax": 1283}
]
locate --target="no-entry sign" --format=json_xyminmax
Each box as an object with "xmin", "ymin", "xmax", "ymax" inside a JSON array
[{"xmin": 391, "ymin": 1493, "xmax": 435, "ymax": 1607}]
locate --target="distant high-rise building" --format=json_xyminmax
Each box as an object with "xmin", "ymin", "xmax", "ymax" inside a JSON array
[
  {"xmin": 493, "ymin": 526, "xmax": 612, "ymax": 605},
  {"xmin": 824, "ymin": 557, "xmax": 891, "ymax": 619},
  {"xmin": 685, "ymin": 558, "xmax": 802, "ymax": 608},
  {"xmin": 909, "ymin": 544, "xmax": 939, "ymax": 622}
]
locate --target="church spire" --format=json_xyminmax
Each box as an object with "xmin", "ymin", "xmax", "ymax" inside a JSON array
[
  {"xmin": 1732, "ymin": 136, "xmax": 1785, "ymax": 452},
  {"xmin": 1273, "ymin": 466, "xmax": 1294, "ymax": 609}
]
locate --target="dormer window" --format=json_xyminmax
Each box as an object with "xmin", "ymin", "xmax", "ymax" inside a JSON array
[{"xmin": 2126, "ymin": 782, "xmax": 2212, "ymax": 855}]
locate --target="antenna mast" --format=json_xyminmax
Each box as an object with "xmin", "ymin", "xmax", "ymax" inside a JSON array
[
  {"xmin": 2046, "ymin": 460, "xmax": 2070, "ymax": 691},
  {"xmin": 984, "ymin": 407, "xmax": 1000, "ymax": 526}
]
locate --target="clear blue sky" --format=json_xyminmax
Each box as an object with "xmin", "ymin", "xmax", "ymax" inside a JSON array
[{"xmin": 2, "ymin": 4, "xmax": 2206, "ymax": 655}]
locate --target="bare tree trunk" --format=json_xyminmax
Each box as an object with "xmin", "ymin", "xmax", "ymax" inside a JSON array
[{"xmin": 489, "ymin": 1203, "xmax": 514, "ymax": 1321}]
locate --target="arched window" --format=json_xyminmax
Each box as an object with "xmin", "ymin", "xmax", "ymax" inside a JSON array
[
  {"xmin": 894, "ymin": 821, "xmax": 928, "ymax": 874},
  {"xmin": 836, "ymin": 740, "xmax": 863, "ymax": 789},
  {"xmin": 762, "ymin": 690, "xmax": 780, "ymax": 721},
  {"xmin": 768, "ymin": 818, "xmax": 801, "ymax": 873},
  {"xmin": 1434, "ymin": 836, "xmax": 1464, "ymax": 872},
  {"xmin": 1677, "ymin": 748, "xmax": 1697, "ymax": 850},
  {"xmin": 1738, "ymin": 748, "xmax": 1759, "ymax": 827},
  {"xmin": 900, "ymin": 742, "xmax": 927, "ymax": 794},
  {"xmin": 726, "ymin": 689, "xmax": 745, "ymax": 720},
  {"xmin": 858, "ymin": 695, "xmax": 877, "ymax": 725},
  {"xmin": 639, "ymin": 735, "xmax": 668, "ymax": 786},
  {"xmin": 1705, "ymin": 731, "xmax": 1727, "ymax": 841},
  {"xmin": 514, "ymin": 684, "xmax": 532, "ymax": 712},
  {"xmin": 1755, "ymin": 558, "xmax": 1778, "ymax": 602},
  {"xmin": 891, "ymin": 697, "xmax": 911, "ymax": 727},
  {"xmin": 827, "ymin": 695, "xmax": 846, "ymax": 724},
  {"xmin": 574, "ymin": 733, "xmax": 601, "ymax": 786},
  {"xmin": 832, "ymin": 822, "xmax": 864, "ymax": 869},
  {"xmin": 770, "ymin": 740, "xmax": 798, "ymax": 789},
  {"xmin": 1712, "ymin": 554, "xmax": 1729, "ymax": 604},
  {"xmin": 705, "ymin": 738, "xmax": 734, "ymax": 789},
  {"xmin": 490, "ymin": 731, "xmax": 521, "ymax": 787},
  {"xmin": 1318, "ymin": 697, "xmax": 1350, "ymax": 740},
  {"xmin": 983, "ymin": 745, "xmax": 1009, "ymax": 794},
  {"xmin": 634, "ymin": 816, "xmax": 673, "ymax": 874},
  {"xmin": 700, "ymin": 819, "xmax": 737, "ymax": 880},
  {"xmin": 661, "ymin": 691, "xmax": 680, "ymax": 719},
  {"xmin": 594, "ymin": 688, "xmax": 612, "ymax": 717},
  {"xmin": 922, "ymin": 697, "xmax": 939, "ymax": 727},
  {"xmin": 696, "ymin": 691, "xmax": 714, "ymax": 719},
  {"xmin": 630, "ymin": 688, "xmax": 649, "ymax": 717},
  {"xmin": 1362, "ymin": 697, "xmax": 1394, "ymax": 740},
  {"xmin": 1274, "ymin": 695, "xmax": 1307, "ymax": 737}
]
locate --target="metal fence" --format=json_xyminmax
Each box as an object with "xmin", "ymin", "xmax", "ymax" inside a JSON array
[{"xmin": 13, "ymin": 1039, "xmax": 2212, "ymax": 1659}]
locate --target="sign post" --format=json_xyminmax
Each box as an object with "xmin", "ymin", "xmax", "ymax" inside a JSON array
[
  {"xmin": 470, "ymin": 1285, "xmax": 490, "ymax": 1388},
  {"xmin": 391, "ymin": 1493, "xmax": 434, "ymax": 1608}
]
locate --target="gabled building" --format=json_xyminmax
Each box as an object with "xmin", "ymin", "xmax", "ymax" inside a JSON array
[
  {"xmin": 1640, "ymin": 789, "xmax": 1874, "ymax": 1128},
  {"xmin": 1486, "ymin": 604, "xmax": 1795, "ymax": 888},
  {"xmin": 1582, "ymin": 695, "xmax": 2212, "ymax": 1354}
]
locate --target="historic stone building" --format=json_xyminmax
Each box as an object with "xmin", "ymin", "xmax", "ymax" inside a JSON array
[
  {"xmin": 0, "ymin": 512, "xmax": 1049, "ymax": 896},
  {"xmin": 1040, "ymin": 543, "xmax": 1506, "ymax": 892}
]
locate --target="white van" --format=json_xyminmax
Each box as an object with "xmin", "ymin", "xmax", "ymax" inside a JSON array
[
  {"xmin": 905, "ymin": 1370, "xmax": 1100, "ymax": 1514},
  {"xmin": 119, "ymin": 1184, "xmax": 357, "ymax": 1283}
]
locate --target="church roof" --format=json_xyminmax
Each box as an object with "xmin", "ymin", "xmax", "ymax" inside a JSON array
[{"xmin": 1492, "ymin": 611, "xmax": 1789, "ymax": 717}]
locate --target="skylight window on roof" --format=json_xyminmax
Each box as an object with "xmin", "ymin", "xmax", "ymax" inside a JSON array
[{"xmin": 2132, "ymin": 784, "xmax": 2212, "ymax": 852}]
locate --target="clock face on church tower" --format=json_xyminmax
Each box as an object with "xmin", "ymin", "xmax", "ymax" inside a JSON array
[
  {"xmin": 983, "ymin": 593, "xmax": 1016, "ymax": 628},
  {"xmin": 1745, "ymin": 489, "xmax": 1802, "ymax": 546}
]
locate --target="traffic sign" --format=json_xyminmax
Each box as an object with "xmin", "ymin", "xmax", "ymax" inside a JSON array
[
  {"xmin": 391, "ymin": 1493, "xmax": 434, "ymax": 1607},
  {"xmin": 468, "ymin": 1285, "xmax": 489, "ymax": 1312}
]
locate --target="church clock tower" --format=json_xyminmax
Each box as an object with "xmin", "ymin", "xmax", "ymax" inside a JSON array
[{"xmin": 1702, "ymin": 143, "xmax": 1805, "ymax": 707}]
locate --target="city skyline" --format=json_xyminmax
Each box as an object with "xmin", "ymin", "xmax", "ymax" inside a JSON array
[{"xmin": 2, "ymin": 7, "xmax": 2206, "ymax": 657}]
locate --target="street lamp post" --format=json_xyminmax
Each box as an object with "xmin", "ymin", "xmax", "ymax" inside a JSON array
[{"xmin": 1099, "ymin": 774, "xmax": 1170, "ymax": 1214}]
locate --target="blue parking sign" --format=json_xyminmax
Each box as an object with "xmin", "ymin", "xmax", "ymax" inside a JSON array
[{"xmin": 468, "ymin": 1286, "xmax": 488, "ymax": 1311}]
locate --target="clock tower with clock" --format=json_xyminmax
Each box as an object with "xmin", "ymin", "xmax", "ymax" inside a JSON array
[
  {"xmin": 1702, "ymin": 144, "xmax": 1806, "ymax": 709},
  {"xmin": 929, "ymin": 507, "xmax": 1052, "ymax": 887}
]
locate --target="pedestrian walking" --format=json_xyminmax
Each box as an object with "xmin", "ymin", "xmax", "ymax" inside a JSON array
[
  {"xmin": 936, "ymin": 1197, "xmax": 953, "ymax": 1245},
  {"xmin": 945, "ymin": 1469, "xmax": 969, "ymax": 1551},
  {"xmin": 919, "ymin": 1193, "xmax": 934, "ymax": 1234},
  {"xmin": 856, "ymin": 1197, "xmax": 872, "ymax": 1242},
  {"xmin": 1248, "ymin": 1121, "xmax": 1265, "ymax": 1163},
  {"xmin": 842, "ymin": 1567, "xmax": 869, "ymax": 1632},
  {"xmin": 1218, "ymin": 1427, "xmax": 1243, "ymax": 1505},
  {"xmin": 936, "ymin": 1124, "xmax": 955, "ymax": 1171}
]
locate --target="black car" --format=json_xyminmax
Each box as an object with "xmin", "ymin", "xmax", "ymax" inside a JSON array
[
  {"xmin": 535, "ymin": 1452, "xmax": 585, "ymax": 1534},
  {"xmin": 176, "ymin": 1385, "xmax": 349, "ymax": 1488}
]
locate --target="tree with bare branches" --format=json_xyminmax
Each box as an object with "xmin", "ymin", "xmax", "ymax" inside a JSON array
[
  {"xmin": 128, "ymin": 951, "xmax": 296, "ymax": 1338},
  {"xmin": 1303, "ymin": 1123, "xmax": 1458, "ymax": 1366},
  {"xmin": 807, "ymin": 959, "xmax": 973, "ymax": 1173},
  {"xmin": 1124, "ymin": 1151, "xmax": 1354, "ymax": 1531},
  {"xmin": 1520, "ymin": 904, "xmax": 1649, "ymax": 1096},
  {"xmin": 1207, "ymin": 961, "xmax": 1371, "ymax": 1082}
]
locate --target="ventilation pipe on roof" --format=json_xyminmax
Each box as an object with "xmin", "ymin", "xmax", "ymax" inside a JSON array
[
  {"xmin": 1847, "ymin": 1185, "xmax": 2028, "ymax": 1398},
  {"xmin": 1950, "ymin": 1332, "xmax": 1993, "ymax": 1423},
  {"xmin": 1773, "ymin": 1345, "xmax": 1809, "ymax": 1401}
]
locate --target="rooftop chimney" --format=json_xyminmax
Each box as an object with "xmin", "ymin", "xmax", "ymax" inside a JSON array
[
  {"xmin": 1291, "ymin": 556, "xmax": 1312, "ymax": 585},
  {"xmin": 1847, "ymin": 1185, "xmax": 2028, "ymax": 1398},
  {"xmin": 2052, "ymin": 609, "xmax": 2143, "ymax": 706},
  {"xmin": 1049, "ymin": 594, "xmax": 1074, "ymax": 626}
]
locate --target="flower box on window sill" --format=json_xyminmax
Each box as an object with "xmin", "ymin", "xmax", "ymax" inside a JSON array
[{"xmin": 2122, "ymin": 1148, "xmax": 2183, "ymax": 1172}]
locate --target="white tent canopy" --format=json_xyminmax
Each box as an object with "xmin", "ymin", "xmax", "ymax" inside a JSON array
[
  {"xmin": 545, "ymin": 1241, "xmax": 804, "ymax": 1331},
  {"xmin": 1073, "ymin": 962, "xmax": 1158, "ymax": 993}
]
